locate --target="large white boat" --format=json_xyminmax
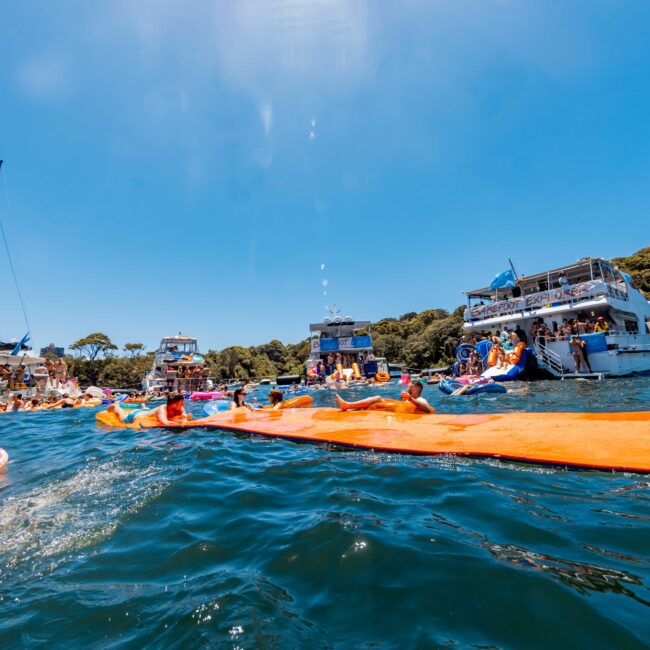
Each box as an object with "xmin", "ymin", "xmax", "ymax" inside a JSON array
[
  {"xmin": 306, "ymin": 308, "xmax": 388, "ymax": 380},
  {"xmin": 143, "ymin": 335, "xmax": 208, "ymax": 391},
  {"xmin": 463, "ymin": 257, "xmax": 650, "ymax": 378}
]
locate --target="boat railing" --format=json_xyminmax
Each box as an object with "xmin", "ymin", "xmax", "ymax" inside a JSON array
[
  {"xmin": 534, "ymin": 336, "xmax": 566, "ymax": 377},
  {"xmin": 606, "ymin": 284, "xmax": 628, "ymax": 302},
  {"xmin": 464, "ymin": 279, "xmax": 631, "ymax": 323}
]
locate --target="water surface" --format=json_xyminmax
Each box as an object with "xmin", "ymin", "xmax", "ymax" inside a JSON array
[{"xmin": 1, "ymin": 379, "xmax": 649, "ymax": 648}]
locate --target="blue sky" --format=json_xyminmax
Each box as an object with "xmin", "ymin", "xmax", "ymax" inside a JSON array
[{"xmin": 1, "ymin": 1, "xmax": 649, "ymax": 353}]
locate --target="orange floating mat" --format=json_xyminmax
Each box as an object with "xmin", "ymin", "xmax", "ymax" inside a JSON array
[{"xmin": 95, "ymin": 408, "xmax": 650, "ymax": 473}]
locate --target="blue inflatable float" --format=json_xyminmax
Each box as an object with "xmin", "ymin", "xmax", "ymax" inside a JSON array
[
  {"xmin": 203, "ymin": 400, "xmax": 232, "ymax": 416},
  {"xmin": 438, "ymin": 378, "xmax": 507, "ymax": 396}
]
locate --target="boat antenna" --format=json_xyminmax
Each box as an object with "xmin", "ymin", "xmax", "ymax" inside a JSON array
[
  {"xmin": 0, "ymin": 160, "xmax": 32, "ymax": 337},
  {"xmin": 508, "ymin": 257, "xmax": 520, "ymax": 280}
]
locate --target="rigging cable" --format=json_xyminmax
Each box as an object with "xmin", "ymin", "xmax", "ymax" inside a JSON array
[{"xmin": 0, "ymin": 160, "xmax": 32, "ymax": 335}]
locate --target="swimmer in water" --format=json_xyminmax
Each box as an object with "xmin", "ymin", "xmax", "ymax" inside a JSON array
[
  {"xmin": 110, "ymin": 392, "xmax": 189, "ymax": 425},
  {"xmin": 229, "ymin": 387, "xmax": 255, "ymax": 412},
  {"xmin": 336, "ymin": 380, "xmax": 433, "ymax": 414},
  {"xmin": 267, "ymin": 389, "xmax": 284, "ymax": 410}
]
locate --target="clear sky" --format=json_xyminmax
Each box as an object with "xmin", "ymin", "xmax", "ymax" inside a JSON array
[{"xmin": 1, "ymin": 1, "xmax": 649, "ymax": 353}]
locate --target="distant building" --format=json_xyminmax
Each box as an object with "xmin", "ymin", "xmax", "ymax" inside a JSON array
[{"xmin": 40, "ymin": 343, "xmax": 65, "ymax": 358}]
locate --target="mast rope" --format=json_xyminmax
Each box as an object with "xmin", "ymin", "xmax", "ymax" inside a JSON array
[{"xmin": 0, "ymin": 161, "xmax": 32, "ymax": 335}]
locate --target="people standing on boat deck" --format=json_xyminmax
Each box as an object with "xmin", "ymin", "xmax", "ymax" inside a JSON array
[
  {"xmin": 336, "ymin": 379, "xmax": 433, "ymax": 414},
  {"xmin": 44, "ymin": 357, "xmax": 54, "ymax": 383},
  {"xmin": 594, "ymin": 316, "xmax": 610, "ymax": 334},
  {"xmin": 230, "ymin": 387, "xmax": 255, "ymax": 411},
  {"xmin": 53, "ymin": 358, "xmax": 67, "ymax": 387},
  {"xmin": 514, "ymin": 325, "xmax": 528, "ymax": 345},
  {"xmin": 570, "ymin": 335, "xmax": 592, "ymax": 373}
]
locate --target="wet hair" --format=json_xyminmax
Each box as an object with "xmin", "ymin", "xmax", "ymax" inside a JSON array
[
  {"xmin": 269, "ymin": 389, "xmax": 283, "ymax": 405},
  {"xmin": 167, "ymin": 392, "xmax": 184, "ymax": 405},
  {"xmin": 409, "ymin": 380, "xmax": 423, "ymax": 395},
  {"xmin": 233, "ymin": 387, "xmax": 247, "ymax": 406}
]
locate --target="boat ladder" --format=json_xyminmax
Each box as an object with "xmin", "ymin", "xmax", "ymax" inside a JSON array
[{"xmin": 534, "ymin": 337, "xmax": 567, "ymax": 378}]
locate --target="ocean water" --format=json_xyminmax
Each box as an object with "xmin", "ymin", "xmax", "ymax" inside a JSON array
[{"xmin": 1, "ymin": 379, "xmax": 649, "ymax": 648}]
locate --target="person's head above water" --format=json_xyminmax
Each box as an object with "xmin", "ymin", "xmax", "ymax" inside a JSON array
[
  {"xmin": 407, "ymin": 380, "xmax": 423, "ymax": 397},
  {"xmin": 166, "ymin": 392, "xmax": 184, "ymax": 416},
  {"xmin": 233, "ymin": 387, "xmax": 248, "ymax": 406},
  {"xmin": 269, "ymin": 389, "xmax": 283, "ymax": 405}
]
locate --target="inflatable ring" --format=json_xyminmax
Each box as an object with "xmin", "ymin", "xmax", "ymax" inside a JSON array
[
  {"xmin": 456, "ymin": 344, "xmax": 475, "ymax": 363},
  {"xmin": 375, "ymin": 372, "xmax": 391, "ymax": 383},
  {"xmin": 0, "ymin": 447, "xmax": 8, "ymax": 471}
]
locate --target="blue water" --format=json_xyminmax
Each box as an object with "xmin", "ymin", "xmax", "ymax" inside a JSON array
[{"xmin": 1, "ymin": 379, "xmax": 649, "ymax": 648}]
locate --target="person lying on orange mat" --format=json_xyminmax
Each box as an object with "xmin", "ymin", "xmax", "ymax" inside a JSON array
[{"xmin": 336, "ymin": 379, "xmax": 433, "ymax": 414}]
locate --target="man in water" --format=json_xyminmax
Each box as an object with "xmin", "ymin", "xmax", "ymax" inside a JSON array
[
  {"xmin": 336, "ymin": 380, "xmax": 433, "ymax": 414},
  {"xmin": 110, "ymin": 392, "xmax": 189, "ymax": 426}
]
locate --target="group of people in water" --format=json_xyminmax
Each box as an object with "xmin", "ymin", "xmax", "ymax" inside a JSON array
[
  {"xmin": 0, "ymin": 392, "xmax": 97, "ymax": 412},
  {"xmin": 107, "ymin": 379, "xmax": 435, "ymax": 427}
]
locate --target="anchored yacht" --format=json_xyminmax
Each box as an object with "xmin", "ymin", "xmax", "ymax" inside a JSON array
[
  {"xmin": 306, "ymin": 307, "xmax": 388, "ymax": 380},
  {"xmin": 463, "ymin": 257, "xmax": 650, "ymax": 378},
  {"xmin": 143, "ymin": 335, "xmax": 207, "ymax": 391}
]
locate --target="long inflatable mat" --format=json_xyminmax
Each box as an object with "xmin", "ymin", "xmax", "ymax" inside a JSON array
[{"xmin": 96, "ymin": 407, "xmax": 650, "ymax": 473}]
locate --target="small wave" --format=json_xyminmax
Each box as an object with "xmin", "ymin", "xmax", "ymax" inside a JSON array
[{"xmin": 0, "ymin": 458, "xmax": 169, "ymax": 580}]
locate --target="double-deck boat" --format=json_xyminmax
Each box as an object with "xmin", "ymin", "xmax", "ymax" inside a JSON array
[
  {"xmin": 463, "ymin": 257, "xmax": 650, "ymax": 377},
  {"xmin": 306, "ymin": 307, "xmax": 389, "ymax": 380},
  {"xmin": 143, "ymin": 335, "xmax": 208, "ymax": 391}
]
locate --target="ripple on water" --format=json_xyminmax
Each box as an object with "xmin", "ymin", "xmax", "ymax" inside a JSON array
[{"xmin": 0, "ymin": 380, "xmax": 649, "ymax": 647}]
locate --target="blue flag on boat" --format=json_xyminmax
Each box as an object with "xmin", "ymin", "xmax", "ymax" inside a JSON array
[
  {"xmin": 489, "ymin": 269, "xmax": 516, "ymax": 290},
  {"xmin": 11, "ymin": 332, "xmax": 30, "ymax": 356}
]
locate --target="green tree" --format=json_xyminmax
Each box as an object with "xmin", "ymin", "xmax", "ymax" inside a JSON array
[
  {"xmin": 124, "ymin": 342, "xmax": 145, "ymax": 358},
  {"xmin": 613, "ymin": 247, "xmax": 650, "ymax": 296},
  {"xmin": 69, "ymin": 332, "xmax": 118, "ymax": 361}
]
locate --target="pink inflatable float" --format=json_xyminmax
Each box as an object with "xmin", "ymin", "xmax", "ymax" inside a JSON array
[
  {"xmin": 189, "ymin": 391, "xmax": 224, "ymax": 401},
  {"xmin": 0, "ymin": 448, "xmax": 8, "ymax": 472}
]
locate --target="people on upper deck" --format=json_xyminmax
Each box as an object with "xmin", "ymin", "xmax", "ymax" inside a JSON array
[{"xmin": 558, "ymin": 271, "xmax": 570, "ymax": 289}]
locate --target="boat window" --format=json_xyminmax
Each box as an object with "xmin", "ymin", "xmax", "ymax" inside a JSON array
[{"xmin": 624, "ymin": 319, "xmax": 639, "ymax": 334}]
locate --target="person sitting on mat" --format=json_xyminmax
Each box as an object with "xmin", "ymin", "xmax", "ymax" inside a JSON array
[
  {"xmin": 110, "ymin": 392, "xmax": 189, "ymax": 425},
  {"xmin": 336, "ymin": 379, "xmax": 433, "ymax": 414},
  {"xmin": 229, "ymin": 387, "xmax": 255, "ymax": 412}
]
